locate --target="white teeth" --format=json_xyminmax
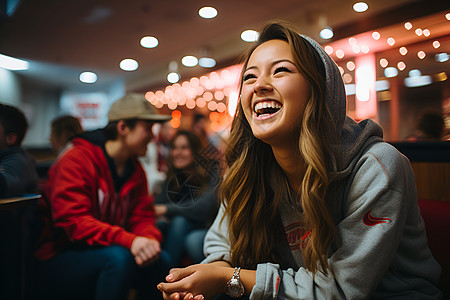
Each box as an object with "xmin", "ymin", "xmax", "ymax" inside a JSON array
[{"xmin": 254, "ymin": 101, "xmax": 282, "ymax": 112}]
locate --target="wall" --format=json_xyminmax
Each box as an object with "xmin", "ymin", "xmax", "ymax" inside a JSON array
[{"xmin": 0, "ymin": 68, "xmax": 21, "ymax": 105}]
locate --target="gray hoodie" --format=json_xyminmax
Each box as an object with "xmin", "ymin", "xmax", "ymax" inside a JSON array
[{"xmin": 202, "ymin": 35, "xmax": 442, "ymax": 299}]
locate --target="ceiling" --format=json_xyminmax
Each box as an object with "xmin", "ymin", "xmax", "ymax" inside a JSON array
[{"xmin": 0, "ymin": 0, "xmax": 449, "ymax": 93}]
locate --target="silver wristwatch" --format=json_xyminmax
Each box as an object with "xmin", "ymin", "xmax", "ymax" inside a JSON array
[{"xmin": 226, "ymin": 267, "xmax": 245, "ymax": 298}]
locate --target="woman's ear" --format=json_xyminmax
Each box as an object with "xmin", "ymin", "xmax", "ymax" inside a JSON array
[{"xmin": 6, "ymin": 132, "xmax": 18, "ymax": 146}]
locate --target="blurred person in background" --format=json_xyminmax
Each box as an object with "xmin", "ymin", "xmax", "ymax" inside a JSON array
[
  {"xmin": 33, "ymin": 94, "xmax": 171, "ymax": 300},
  {"xmin": 49, "ymin": 115, "xmax": 83, "ymax": 155},
  {"xmin": 154, "ymin": 130, "xmax": 219, "ymax": 268},
  {"xmin": 140, "ymin": 120, "xmax": 176, "ymax": 196},
  {"xmin": 0, "ymin": 103, "xmax": 38, "ymax": 300},
  {"xmin": 156, "ymin": 120, "xmax": 176, "ymax": 174},
  {"xmin": 0, "ymin": 102, "xmax": 38, "ymax": 197},
  {"xmin": 406, "ymin": 111, "xmax": 445, "ymax": 141}
]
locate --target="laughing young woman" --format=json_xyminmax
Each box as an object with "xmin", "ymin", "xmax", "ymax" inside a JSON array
[{"xmin": 157, "ymin": 21, "xmax": 442, "ymax": 300}]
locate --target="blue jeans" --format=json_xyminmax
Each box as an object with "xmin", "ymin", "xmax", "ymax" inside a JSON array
[
  {"xmin": 33, "ymin": 245, "xmax": 170, "ymax": 300},
  {"xmin": 158, "ymin": 216, "xmax": 206, "ymax": 267},
  {"xmin": 185, "ymin": 229, "xmax": 207, "ymax": 263}
]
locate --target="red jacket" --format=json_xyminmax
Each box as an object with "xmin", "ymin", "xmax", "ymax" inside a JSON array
[{"xmin": 35, "ymin": 132, "xmax": 162, "ymax": 261}]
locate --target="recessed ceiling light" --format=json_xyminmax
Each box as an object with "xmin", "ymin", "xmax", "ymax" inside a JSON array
[
  {"xmin": 120, "ymin": 59, "xmax": 138, "ymax": 71},
  {"xmin": 353, "ymin": 2, "xmax": 368, "ymax": 12},
  {"xmin": 198, "ymin": 7, "xmax": 217, "ymax": 19},
  {"xmin": 435, "ymin": 53, "xmax": 449, "ymax": 63},
  {"xmin": 241, "ymin": 30, "xmax": 259, "ymax": 42},
  {"xmin": 405, "ymin": 75, "xmax": 432, "ymax": 88},
  {"xmin": 182, "ymin": 55, "xmax": 198, "ymax": 67},
  {"xmin": 409, "ymin": 69, "xmax": 421, "ymax": 77},
  {"xmin": 167, "ymin": 72, "xmax": 180, "ymax": 84},
  {"xmin": 79, "ymin": 71, "xmax": 97, "ymax": 83},
  {"xmin": 199, "ymin": 57, "xmax": 216, "ymax": 68},
  {"xmin": 319, "ymin": 27, "xmax": 333, "ymax": 39},
  {"xmin": 385, "ymin": 67, "xmax": 398, "ymax": 80},
  {"xmin": 140, "ymin": 36, "xmax": 158, "ymax": 48}
]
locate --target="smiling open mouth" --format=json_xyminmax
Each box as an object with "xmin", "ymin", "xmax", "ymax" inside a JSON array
[{"xmin": 254, "ymin": 101, "xmax": 282, "ymax": 117}]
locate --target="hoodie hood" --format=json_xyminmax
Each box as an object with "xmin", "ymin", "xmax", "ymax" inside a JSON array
[
  {"xmin": 300, "ymin": 34, "xmax": 383, "ymax": 174},
  {"xmin": 75, "ymin": 129, "xmax": 106, "ymax": 147}
]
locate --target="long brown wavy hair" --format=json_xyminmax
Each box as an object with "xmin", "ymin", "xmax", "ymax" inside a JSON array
[{"xmin": 220, "ymin": 21, "xmax": 338, "ymax": 275}]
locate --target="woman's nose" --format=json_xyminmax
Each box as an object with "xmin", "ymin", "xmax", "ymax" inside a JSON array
[{"xmin": 254, "ymin": 76, "xmax": 273, "ymax": 94}]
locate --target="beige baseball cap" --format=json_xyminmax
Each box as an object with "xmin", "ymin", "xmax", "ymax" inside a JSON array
[{"xmin": 108, "ymin": 93, "xmax": 171, "ymax": 122}]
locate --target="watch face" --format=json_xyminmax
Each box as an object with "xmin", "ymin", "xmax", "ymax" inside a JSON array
[
  {"xmin": 226, "ymin": 280, "xmax": 244, "ymax": 298},
  {"xmin": 227, "ymin": 285, "xmax": 244, "ymax": 298}
]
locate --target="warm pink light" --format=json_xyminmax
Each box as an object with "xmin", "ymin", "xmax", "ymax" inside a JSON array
[
  {"xmin": 397, "ymin": 61, "xmax": 406, "ymax": 71},
  {"xmin": 372, "ymin": 32, "xmax": 380, "ymax": 40},
  {"xmin": 379, "ymin": 58, "xmax": 388, "ymax": 68},
  {"xmin": 348, "ymin": 37, "xmax": 357, "ymax": 45},
  {"xmin": 336, "ymin": 49, "xmax": 344, "ymax": 59},
  {"xmin": 387, "ymin": 37, "xmax": 395, "ymax": 46},
  {"xmin": 196, "ymin": 98, "xmax": 206, "ymax": 108},
  {"xmin": 145, "ymin": 91, "xmax": 154, "ymax": 100},
  {"xmin": 208, "ymin": 101, "xmax": 218, "ymax": 111},
  {"xmin": 361, "ymin": 45, "xmax": 370, "ymax": 53},
  {"xmin": 190, "ymin": 77, "xmax": 200, "ymax": 87},
  {"xmin": 214, "ymin": 91, "xmax": 225, "ymax": 100},
  {"xmin": 199, "ymin": 76, "xmax": 209, "ymax": 86},
  {"xmin": 325, "ymin": 45, "xmax": 333, "ymax": 55},
  {"xmin": 399, "ymin": 47, "xmax": 408, "ymax": 55},
  {"xmin": 417, "ymin": 51, "xmax": 426, "ymax": 59},
  {"xmin": 217, "ymin": 103, "xmax": 227, "ymax": 113},
  {"xmin": 203, "ymin": 91, "xmax": 213, "ymax": 101},
  {"xmin": 433, "ymin": 41, "xmax": 441, "ymax": 48},
  {"xmin": 347, "ymin": 61, "xmax": 356, "ymax": 71},
  {"xmin": 186, "ymin": 99, "xmax": 196, "ymax": 109},
  {"xmin": 355, "ymin": 54, "xmax": 377, "ymax": 119},
  {"xmin": 423, "ymin": 29, "xmax": 430, "ymax": 37},
  {"xmin": 167, "ymin": 101, "xmax": 177, "ymax": 110},
  {"xmin": 404, "ymin": 22, "xmax": 412, "ymax": 30},
  {"xmin": 228, "ymin": 91, "xmax": 239, "ymax": 117},
  {"xmin": 415, "ymin": 28, "xmax": 423, "ymax": 36}
]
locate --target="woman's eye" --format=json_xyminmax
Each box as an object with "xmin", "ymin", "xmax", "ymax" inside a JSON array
[
  {"xmin": 243, "ymin": 73, "xmax": 256, "ymax": 81},
  {"xmin": 274, "ymin": 66, "xmax": 289, "ymax": 74}
]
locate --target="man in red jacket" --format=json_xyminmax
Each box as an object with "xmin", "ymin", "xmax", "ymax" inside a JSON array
[{"xmin": 34, "ymin": 94, "xmax": 171, "ymax": 300}]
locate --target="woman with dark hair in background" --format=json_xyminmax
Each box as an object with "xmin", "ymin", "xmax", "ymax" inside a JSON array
[
  {"xmin": 157, "ymin": 21, "xmax": 442, "ymax": 300},
  {"xmin": 154, "ymin": 130, "xmax": 219, "ymax": 268}
]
